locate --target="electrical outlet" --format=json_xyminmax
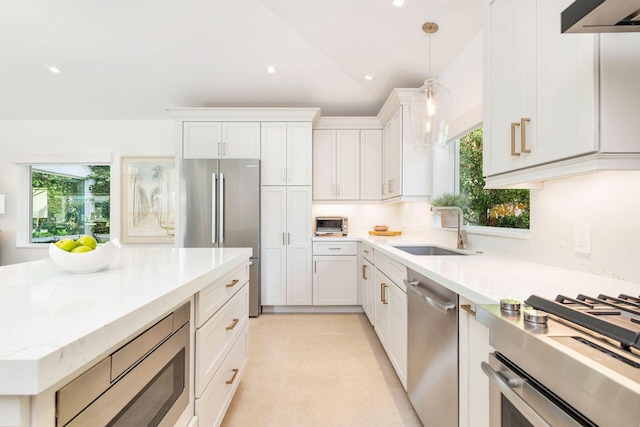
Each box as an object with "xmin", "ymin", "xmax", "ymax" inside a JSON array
[
  {"xmin": 574, "ymin": 225, "xmax": 592, "ymax": 254},
  {"xmin": 361, "ymin": 217, "xmax": 367, "ymax": 227}
]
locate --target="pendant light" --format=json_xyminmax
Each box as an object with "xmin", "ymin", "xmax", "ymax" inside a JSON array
[{"xmin": 410, "ymin": 22, "xmax": 452, "ymax": 150}]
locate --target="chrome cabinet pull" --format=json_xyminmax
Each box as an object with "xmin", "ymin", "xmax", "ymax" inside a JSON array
[
  {"xmin": 226, "ymin": 368, "xmax": 240, "ymax": 385},
  {"xmin": 226, "ymin": 279, "xmax": 239, "ymax": 288},
  {"xmin": 460, "ymin": 304, "xmax": 476, "ymax": 318},
  {"xmin": 288, "ymin": 233, "xmax": 291, "ymax": 245},
  {"xmin": 520, "ymin": 117, "xmax": 531, "ymax": 153},
  {"xmin": 282, "ymin": 232, "xmax": 285, "ymax": 245},
  {"xmin": 510, "ymin": 122, "xmax": 521, "ymax": 156},
  {"xmin": 226, "ymin": 318, "xmax": 240, "ymax": 331},
  {"xmin": 218, "ymin": 142, "xmax": 221, "ymax": 156}
]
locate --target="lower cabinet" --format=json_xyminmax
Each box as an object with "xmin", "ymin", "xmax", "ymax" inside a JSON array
[
  {"xmin": 194, "ymin": 262, "xmax": 250, "ymax": 427},
  {"xmin": 361, "ymin": 257, "xmax": 375, "ymax": 325},
  {"xmin": 312, "ymin": 241, "xmax": 358, "ymax": 305},
  {"xmin": 458, "ymin": 296, "xmax": 492, "ymax": 427}
]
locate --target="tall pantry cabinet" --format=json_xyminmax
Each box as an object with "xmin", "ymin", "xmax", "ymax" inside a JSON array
[{"xmin": 260, "ymin": 121, "xmax": 315, "ymax": 307}]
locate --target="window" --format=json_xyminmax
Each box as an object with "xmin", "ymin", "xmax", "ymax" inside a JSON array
[
  {"xmin": 30, "ymin": 165, "xmax": 110, "ymax": 244},
  {"xmin": 455, "ymin": 127, "xmax": 530, "ymax": 229}
]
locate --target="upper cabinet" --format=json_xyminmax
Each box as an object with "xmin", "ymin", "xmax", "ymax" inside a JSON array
[
  {"xmin": 312, "ymin": 118, "xmax": 382, "ymax": 202},
  {"xmin": 377, "ymin": 91, "xmax": 432, "ymax": 202},
  {"xmin": 183, "ymin": 122, "xmax": 261, "ymax": 159},
  {"xmin": 262, "ymin": 122, "xmax": 313, "ymax": 186},
  {"xmin": 483, "ymin": 0, "xmax": 640, "ymax": 188}
]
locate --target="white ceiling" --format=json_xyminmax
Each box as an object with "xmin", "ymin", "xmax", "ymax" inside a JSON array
[{"xmin": 0, "ymin": 0, "xmax": 482, "ymax": 120}]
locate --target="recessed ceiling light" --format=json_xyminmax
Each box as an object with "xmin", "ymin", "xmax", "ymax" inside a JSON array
[
  {"xmin": 267, "ymin": 66, "xmax": 276, "ymax": 74},
  {"xmin": 392, "ymin": 0, "xmax": 406, "ymax": 8},
  {"xmin": 364, "ymin": 74, "xmax": 375, "ymax": 81},
  {"xmin": 45, "ymin": 65, "xmax": 62, "ymax": 74}
]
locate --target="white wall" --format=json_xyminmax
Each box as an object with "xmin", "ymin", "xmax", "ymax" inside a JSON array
[{"xmin": 0, "ymin": 120, "xmax": 175, "ymax": 265}]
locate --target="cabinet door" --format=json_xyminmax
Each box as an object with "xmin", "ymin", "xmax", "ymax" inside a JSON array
[
  {"xmin": 458, "ymin": 297, "xmax": 491, "ymax": 427},
  {"xmin": 373, "ymin": 269, "xmax": 389, "ymax": 348},
  {"xmin": 336, "ymin": 130, "xmax": 360, "ymax": 200},
  {"xmin": 530, "ymin": 0, "xmax": 597, "ymax": 166},
  {"xmin": 260, "ymin": 187, "xmax": 287, "ymax": 305},
  {"xmin": 287, "ymin": 122, "xmax": 313, "ymax": 186},
  {"xmin": 313, "ymin": 255, "xmax": 358, "ymax": 305},
  {"xmin": 261, "ymin": 122, "xmax": 287, "ymax": 185},
  {"xmin": 183, "ymin": 122, "xmax": 222, "ymax": 159},
  {"xmin": 286, "ymin": 186, "xmax": 312, "ymax": 305},
  {"xmin": 382, "ymin": 109, "xmax": 402, "ymax": 199},
  {"xmin": 221, "ymin": 122, "xmax": 260, "ymax": 159},
  {"xmin": 387, "ymin": 282, "xmax": 407, "ymax": 390},
  {"xmin": 361, "ymin": 258, "xmax": 374, "ymax": 325},
  {"xmin": 483, "ymin": 0, "xmax": 527, "ymax": 176},
  {"xmin": 360, "ymin": 129, "xmax": 382, "ymax": 200},
  {"xmin": 312, "ymin": 130, "xmax": 336, "ymax": 200}
]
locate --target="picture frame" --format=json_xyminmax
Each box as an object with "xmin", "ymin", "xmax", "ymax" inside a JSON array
[{"xmin": 120, "ymin": 156, "xmax": 177, "ymax": 244}]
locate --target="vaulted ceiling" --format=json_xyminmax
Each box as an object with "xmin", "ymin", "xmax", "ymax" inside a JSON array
[{"xmin": 0, "ymin": 0, "xmax": 482, "ymax": 119}]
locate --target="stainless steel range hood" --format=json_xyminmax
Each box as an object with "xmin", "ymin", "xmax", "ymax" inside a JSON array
[{"xmin": 561, "ymin": 0, "xmax": 640, "ymax": 33}]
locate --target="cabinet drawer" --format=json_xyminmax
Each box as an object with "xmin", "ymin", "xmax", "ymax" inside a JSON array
[
  {"xmin": 195, "ymin": 323, "xmax": 248, "ymax": 427},
  {"xmin": 361, "ymin": 242, "xmax": 374, "ymax": 263},
  {"xmin": 195, "ymin": 282, "xmax": 248, "ymax": 398},
  {"xmin": 313, "ymin": 241, "xmax": 357, "ymax": 255},
  {"xmin": 196, "ymin": 262, "xmax": 249, "ymax": 327},
  {"xmin": 374, "ymin": 251, "xmax": 407, "ymax": 291}
]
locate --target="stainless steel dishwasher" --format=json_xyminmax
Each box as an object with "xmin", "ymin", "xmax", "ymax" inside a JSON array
[{"xmin": 405, "ymin": 268, "xmax": 458, "ymax": 427}]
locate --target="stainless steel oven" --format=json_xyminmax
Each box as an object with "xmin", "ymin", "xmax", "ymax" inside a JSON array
[{"xmin": 56, "ymin": 302, "xmax": 191, "ymax": 427}]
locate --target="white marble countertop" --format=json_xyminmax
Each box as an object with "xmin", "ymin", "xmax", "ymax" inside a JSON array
[
  {"xmin": 326, "ymin": 234, "xmax": 640, "ymax": 305},
  {"xmin": 0, "ymin": 247, "xmax": 252, "ymax": 395}
]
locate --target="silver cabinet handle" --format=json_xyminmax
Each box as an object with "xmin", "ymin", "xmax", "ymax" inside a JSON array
[
  {"xmin": 218, "ymin": 142, "xmax": 221, "ymax": 156},
  {"xmin": 282, "ymin": 233, "xmax": 285, "ymax": 245},
  {"xmin": 481, "ymin": 362, "xmax": 552, "ymax": 427},
  {"xmin": 288, "ymin": 233, "xmax": 291, "ymax": 245},
  {"xmin": 406, "ymin": 281, "xmax": 456, "ymax": 313}
]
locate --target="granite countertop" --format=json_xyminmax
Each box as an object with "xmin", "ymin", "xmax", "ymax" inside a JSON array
[{"xmin": 0, "ymin": 247, "xmax": 252, "ymax": 395}]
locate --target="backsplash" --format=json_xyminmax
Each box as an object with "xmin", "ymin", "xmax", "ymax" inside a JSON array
[{"xmin": 313, "ymin": 171, "xmax": 640, "ymax": 284}]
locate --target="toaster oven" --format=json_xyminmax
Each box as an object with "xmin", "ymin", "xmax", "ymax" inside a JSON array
[{"xmin": 314, "ymin": 217, "xmax": 348, "ymax": 236}]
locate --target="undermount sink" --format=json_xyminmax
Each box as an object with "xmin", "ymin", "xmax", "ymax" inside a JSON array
[{"xmin": 392, "ymin": 245, "xmax": 467, "ymax": 256}]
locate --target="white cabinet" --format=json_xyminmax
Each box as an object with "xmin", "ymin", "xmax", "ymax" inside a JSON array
[
  {"xmin": 378, "ymin": 93, "xmax": 432, "ymax": 202},
  {"xmin": 360, "ymin": 242, "xmax": 375, "ymax": 325},
  {"xmin": 261, "ymin": 186, "xmax": 312, "ymax": 305},
  {"xmin": 458, "ymin": 297, "xmax": 492, "ymax": 427},
  {"xmin": 194, "ymin": 261, "xmax": 250, "ymax": 426},
  {"xmin": 183, "ymin": 122, "xmax": 261, "ymax": 159},
  {"xmin": 387, "ymin": 276, "xmax": 407, "ymax": 389},
  {"xmin": 360, "ymin": 129, "xmax": 383, "ymax": 200},
  {"xmin": 373, "ymin": 268, "xmax": 390, "ymax": 349},
  {"xmin": 312, "ymin": 241, "xmax": 358, "ymax": 305},
  {"xmin": 483, "ymin": 2, "xmax": 640, "ymax": 188},
  {"xmin": 312, "ymin": 129, "xmax": 360, "ymax": 200},
  {"xmin": 261, "ymin": 122, "xmax": 313, "ymax": 186}
]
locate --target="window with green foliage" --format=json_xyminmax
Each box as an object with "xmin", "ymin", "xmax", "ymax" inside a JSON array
[
  {"xmin": 31, "ymin": 165, "xmax": 110, "ymax": 244},
  {"xmin": 457, "ymin": 128, "xmax": 530, "ymax": 229}
]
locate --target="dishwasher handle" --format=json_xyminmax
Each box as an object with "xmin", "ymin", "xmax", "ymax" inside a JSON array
[{"xmin": 404, "ymin": 279, "xmax": 456, "ymax": 313}]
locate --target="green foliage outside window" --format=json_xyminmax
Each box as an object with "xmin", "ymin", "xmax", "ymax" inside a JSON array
[{"xmin": 459, "ymin": 128, "xmax": 530, "ymax": 229}]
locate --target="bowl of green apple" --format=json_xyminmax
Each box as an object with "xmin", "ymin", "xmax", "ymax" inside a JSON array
[{"xmin": 49, "ymin": 236, "xmax": 120, "ymax": 273}]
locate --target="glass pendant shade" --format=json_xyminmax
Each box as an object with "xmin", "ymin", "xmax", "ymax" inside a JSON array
[{"xmin": 410, "ymin": 78, "xmax": 452, "ymax": 150}]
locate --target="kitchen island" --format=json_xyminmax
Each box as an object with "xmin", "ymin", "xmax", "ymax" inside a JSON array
[{"xmin": 0, "ymin": 246, "xmax": 251, "ymax": 427}]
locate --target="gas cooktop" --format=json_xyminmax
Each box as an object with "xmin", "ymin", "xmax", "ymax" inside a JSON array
[{"xmin": 477, "ymin": 293, "xmax": 640, "ymax": 426}]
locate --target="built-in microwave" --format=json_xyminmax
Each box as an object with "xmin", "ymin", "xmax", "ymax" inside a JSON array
[{"xmin": 314, "ymin": 216, "xmax": 348, "ymax": 236}]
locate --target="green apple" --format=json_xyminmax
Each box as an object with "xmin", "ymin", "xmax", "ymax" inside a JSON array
[
  {"xmin": 76, "ymin": 235, "xmax": 98, "ymax": 250},
  {"xmin": 71, "ymin": 245, "xmax": 93, "ymax": 253},
  {"xmin": 57, "ymin": 238, "xmax": 78, "ymax": 252}
]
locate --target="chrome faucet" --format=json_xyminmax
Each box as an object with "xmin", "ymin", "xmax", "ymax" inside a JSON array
[{"xmin": 431, "ymin": 206, "xmax": 465, "ymax": 249}]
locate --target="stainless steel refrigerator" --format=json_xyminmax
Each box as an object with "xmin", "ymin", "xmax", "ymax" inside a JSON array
[{"xmin": 180, "ymin": 159, "xmax": 261, "ymax": 316}]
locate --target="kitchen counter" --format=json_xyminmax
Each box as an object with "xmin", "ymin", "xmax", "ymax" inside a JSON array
[
  {"xmin": 338, "ymin": 234, "xmax": 640, "ymax": 304},
  {"xmin": 0, "ymin": 246, "xmax": 251, "ymax": 396}
]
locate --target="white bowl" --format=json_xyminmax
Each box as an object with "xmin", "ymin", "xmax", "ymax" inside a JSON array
[{"xmin": 49, "ymin": 239, "xmax": 120, "ymax": 273}]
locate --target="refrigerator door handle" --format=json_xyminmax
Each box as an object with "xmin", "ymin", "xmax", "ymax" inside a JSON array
[
  {"xmin": 212, "ymin": 173, "xmax": 217, "ymax": 244},
  {"xmin": 219, "ymin": 172, "xmax": 224, "ymax": 244}
]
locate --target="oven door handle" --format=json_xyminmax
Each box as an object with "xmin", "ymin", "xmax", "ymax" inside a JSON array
[{"xmin": 481, "ymin": 361, "xmax": 552, "ymax": 427}]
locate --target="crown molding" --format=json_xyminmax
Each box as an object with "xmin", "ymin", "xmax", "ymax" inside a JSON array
[{"xmin": 165, "ymin": 107, "xmax": 321, "ymax": 123}]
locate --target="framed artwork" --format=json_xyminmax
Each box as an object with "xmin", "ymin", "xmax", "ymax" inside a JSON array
[{"xmin": 121, "ymin": 156, "xmax": 176, "ymax": 244}]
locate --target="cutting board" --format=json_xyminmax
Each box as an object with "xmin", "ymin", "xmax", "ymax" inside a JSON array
[{"xmin": 368, "ymin": 230, "xmax": 402, "ymax": 236}]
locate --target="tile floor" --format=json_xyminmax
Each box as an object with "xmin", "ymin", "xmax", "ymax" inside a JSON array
[{"xmin": 221, "ymin": 313, "xmax": 422, "ymax": 426}]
